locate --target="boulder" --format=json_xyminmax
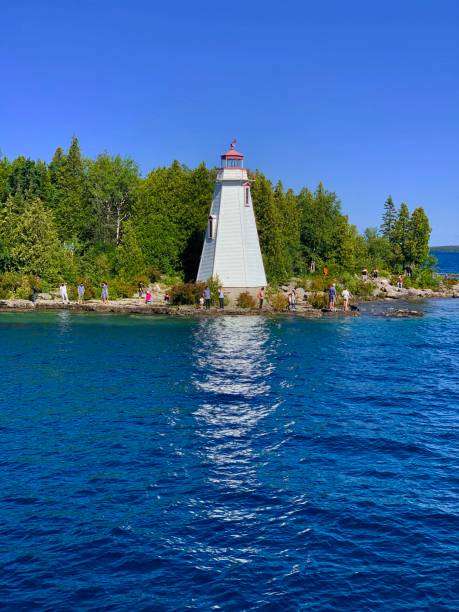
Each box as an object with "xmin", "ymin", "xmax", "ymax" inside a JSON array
[
  {"xmin": 384, "ymin": 308, "xmax": 423, "ymax": 317},
  {"xmin": 0, "ymin": 299, "xmax": 34, "ymax": 309},
  {"xmin": 295, "ymin": 287, "xmax": 305, "ymax": 300},
  {"xmin": 37, "ymin": 293, "xmax": 52, "ymax": 301}
]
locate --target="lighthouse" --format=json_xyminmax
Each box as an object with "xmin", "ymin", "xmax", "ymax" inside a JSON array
[{"xmin": 196, "ymin": 142, "xmax": 267, "ymax": 289}]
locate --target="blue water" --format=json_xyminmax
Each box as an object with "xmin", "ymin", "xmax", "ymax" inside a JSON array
[
  {"xmin": 433, "ymin": 250, "xmax": 459, "ymax": 274},
  {"xmin": 1, "ymin": 303, "xmax": 458, "ymax": 611}
]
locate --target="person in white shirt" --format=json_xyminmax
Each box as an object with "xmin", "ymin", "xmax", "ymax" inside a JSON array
[
  {"xmin": 59, "ymin": 283, "xmax": 69, "ymax": 304},
  {"xmin": 342, "ymin": 288, "xmax": 351, "ymax": 311}
]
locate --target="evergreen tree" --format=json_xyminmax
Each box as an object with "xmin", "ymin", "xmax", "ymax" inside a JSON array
[
  {"xmin": 381, "ymin": 195, "xmax": 397, "ymax": 239},
  {"xmin": 391, "ymin": 202, "xmax": 411, "ymax": 267},
  {"xmin": 50, "ymin": 137, "xmax": 90, "ymax": 243},
  {"xmin": 0, "ymin": 197, "xmax": 65, "ymax": 280},
  {"xmin": 0, "ymin": 157, "xmax": 11, "ymax": 203},
  {"xmin": 115, "ymin": 220, "xmax": 145, "ymax": 278},
  {"xmin": 406, "ymin": 207, "xmax": 431, "ymax": 266},
  {"xmin": 250, "ymin": 172, "xmax": 284, "ymax": 280}
]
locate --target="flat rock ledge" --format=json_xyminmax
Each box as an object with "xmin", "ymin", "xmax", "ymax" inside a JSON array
[
  {"xmin": 0, "ymin": 299, "xmax": 325, "ymax": 318},
  {"xmin": 382, "ymin": 308, "xmax": 424, "ymax": 318}
]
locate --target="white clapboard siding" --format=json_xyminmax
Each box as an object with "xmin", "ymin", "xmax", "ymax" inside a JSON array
[{"xmin": 197, "ymin": 168, "xmax": 267, "ymax": 287}]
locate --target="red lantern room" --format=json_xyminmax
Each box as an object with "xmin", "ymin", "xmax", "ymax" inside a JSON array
[{"xmin": 221, "ymin": 139, "xmax": 244, "ymax": 168}]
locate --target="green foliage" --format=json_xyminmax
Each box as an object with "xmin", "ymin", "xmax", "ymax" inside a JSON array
[
  {"xmin": 308, "ymin": 292, "xmax": 328, "ymax": 309},
  {"xmin": 406, "ymin": 208, "xmax": 431, "ymax": 266},
  {"xmin": 236, "ymin": 291, "xmax": 256, "ymax": 309},
  {"xmin": 0, "ymin": 196, "xmax": 67, "ymax": 282},
  {"xmin": 0, "ymin": 137, "xmax": 434, "ymax": 292},
  {"xmin": 87, "ymin": 153, "xmax": 140, "ymax": 245},
  {"xmin": 114, "ymin": 221, "xmax": 145, "ymax": 279},
  {"xmin": 135, "ymin": 161, "xmax": 213, "ymax": 278},
  {"xmin": 409, "ymin": 268, "xmax": 441, "ymax": 290},
  {"xmin": 381, "ymin": 195, "xmax": 397, "ymax": 238},
  {"xmin": 269, "ymin": 292, "xmax": 289, "ymax": 311},
  {"xmin": 170, "ymin": 281, "xmax": 205, "ymax": 305},
  {"xmin": 0, "ymin": 271, "xmax": 24, "ymax": 298},
  {"xmin": 109, "ymin": 279, "xmax": 136, "ymax": 298},
  {"xmin": 49, "ymin": 136, "xmax": 91, "ymax": 243},
  {"xmin": 206, "ymin": 275, "xmax": 223, "ymax": 305}
]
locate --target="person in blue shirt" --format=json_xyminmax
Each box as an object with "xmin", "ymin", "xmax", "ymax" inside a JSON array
[
  {"xmin": 328, "ymin": 283, "xmax": 337, "ymax": 310},
  {"xmin": 77, "ymin": 283, "xmax": 85, "ymax": 304}
]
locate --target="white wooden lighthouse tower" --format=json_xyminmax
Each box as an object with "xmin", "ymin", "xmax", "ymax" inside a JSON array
[{"xmin": 196, "ymin": 142, "xmax": 267, "ymax": 289}]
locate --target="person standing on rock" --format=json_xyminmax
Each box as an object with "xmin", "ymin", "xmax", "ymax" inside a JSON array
[
  {"xmin": 342, "ymin": 287, "xmax": 351, "ymax": 311},
  {"xmin": 60, "ymin": 283, "xmax": 69, "ymax": 304},
  {"xmin": 145, "ymin": 288, "xmax": 152, "ymax": 304},
  {"xmin": 289, "ymin": 289, "xmax": 296, "ymax": 311},
  {"xmin": 257, "ymin": 287, "xmax": 265, "ymax": 310},
  {"xmin": 203, "ymin": 286, "xmax": 211, "ymax": 310},
  {"xmin": 397, "ymin": 275, "xmax": 404, "ymax": 289},
  {"xmin": 101, "ymin": 282, "xmax": 109, "ymax": 303},
  {"xmin": 32, "ymin": 285, "xmax": 38, "ymax": 304},
  {"xmin": 218, "ymin": 287, "xmax": 225, "ymax": 310},
  {"xmin": 328, "ymin": 283, "xmax": 337, "ymax": 310},
  {"xmin": 77, "ymin": 283, "xmax": 85, "ymax": 304}
]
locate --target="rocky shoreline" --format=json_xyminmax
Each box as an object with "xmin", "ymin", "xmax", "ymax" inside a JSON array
[
  {"xmin": 0, "ymin": 277, "xmax": 457, "ymax": 318},
  {"xmin": 0, "ymin": 289, "xmax": 457, "ymax": 319}
]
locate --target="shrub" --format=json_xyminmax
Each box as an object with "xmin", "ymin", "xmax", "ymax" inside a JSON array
[
  {"xmin": 163, "ymin": 273, "xmax": 184, "ymax": 287},
  {"xmin": 309, "ymin": 292, "xmax": 328, "ymax": 309},
  {"xmin": 236, "ymin": 291, "xmax": 256, "ymax": 309},
  {"xmin": 110, "ymin": 279, "xmax": 136, "ymax": 299},
  {"xmin": 0, "ymin": 272, "xmax": 23, "ymax": 298},
  {"xmin": 346, "ymin": 278, "xmax": 374, "ymax": 297},
  {"xmin": 131, "ymin": 274, "xmax": 150, "ymax": 291},
  {"xmin": 206, "ymin": 275, "xmax": 223, "ymax": 305},
  {"xmin": 411, "ymin": 268, "xmax": 441, "ymax": 290},
  {"xmin": 170, "ymin": 282, "xmax": 205, "ymax": 305},
  {"xmin": 146, "ymin": 267, "xmax": 162, "ymax": 282},
  {"xmin": 309, "ymin": 275, "xmax": 330, "ymax": 292},
  {"xmin": 269, "ymin": 292, "xmax": 288, "ymax": 311}
]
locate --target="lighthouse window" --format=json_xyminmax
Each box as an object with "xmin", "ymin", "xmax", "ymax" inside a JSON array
[
  {"xmin": 245, "ymin": 186, "xmax": 250, "ymax": 206},
  {"xmin": 208, "ymin": 214, "xmax": 217, "ymax": 239}
]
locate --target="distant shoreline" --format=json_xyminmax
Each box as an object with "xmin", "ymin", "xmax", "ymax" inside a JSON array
[{"xmin": 431, "ymin": 246, "xmax": 459, "ymax": 253}]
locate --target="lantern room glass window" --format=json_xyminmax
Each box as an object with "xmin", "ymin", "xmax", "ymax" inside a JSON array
[{"xmin": 222, "ymin": 158, "xmax": 243, "ymax": 168}]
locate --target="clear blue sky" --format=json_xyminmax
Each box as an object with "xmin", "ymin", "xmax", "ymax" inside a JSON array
[{"xmin": 1, "ymin": 0, "xmax": 458, "ymax": 244}]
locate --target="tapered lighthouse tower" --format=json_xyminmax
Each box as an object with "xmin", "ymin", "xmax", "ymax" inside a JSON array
[{"xmin": 196, "ymin": 142, "xmax": 267, "ymax": 288}]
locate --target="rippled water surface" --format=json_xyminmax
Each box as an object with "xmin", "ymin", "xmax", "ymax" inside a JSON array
[{"xmin": 1, "ymin": 301, "xmax": 458, "ymax": 611}]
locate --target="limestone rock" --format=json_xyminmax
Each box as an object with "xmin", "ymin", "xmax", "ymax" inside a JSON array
[
  {"xmin": 0, "ymin": 299, "xmax": 34, "ymax": 309},
  {"xmin": 295, "ymin": 287, "xmax": 305, "ymax": 300},
  {"xmin": 384, "ymin": 308, "xmax": 423, "ymax": 317}
]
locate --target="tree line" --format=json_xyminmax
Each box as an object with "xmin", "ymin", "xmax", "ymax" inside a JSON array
[{"xmin": 0, "ymin": 137, "xmax": 432, "ymax": 292}]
